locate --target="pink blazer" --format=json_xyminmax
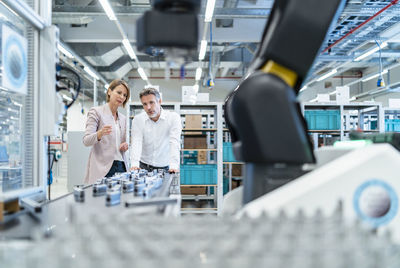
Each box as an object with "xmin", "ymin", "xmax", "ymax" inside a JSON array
[{"xmin": 83, "ymin": 104, "xmax": 128, "ymax": 184}]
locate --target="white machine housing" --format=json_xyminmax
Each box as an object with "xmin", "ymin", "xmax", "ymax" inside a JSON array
[{"xmin": 239, "ymin": 144, "xmax": 400, "ymax": 242}]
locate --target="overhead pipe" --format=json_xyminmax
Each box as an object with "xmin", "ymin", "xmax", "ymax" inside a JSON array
[{"xmin": 322, "ymin": 0, "xmax": 399, "ymax": 53}]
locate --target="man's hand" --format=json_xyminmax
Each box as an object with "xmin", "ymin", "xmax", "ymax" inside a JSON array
[
  {"xmin": 130, "ymin": 166, "xmax": 140, "ymax": 171},
  {"xmin": 97, "ymin": 125, "xmax": 112, "ymax": 140},
  {"xmin": 119, "ymin": 142, "xmax": 129, "ymax": 152},
  {"xmin": 168, "ymin": 168, "xmax": 179, "ymax": 174}
]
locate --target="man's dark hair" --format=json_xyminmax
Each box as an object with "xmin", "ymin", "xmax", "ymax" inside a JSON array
[{"xmin": 139, "ymin": 87, "xmax": 161, "ymax": 100}]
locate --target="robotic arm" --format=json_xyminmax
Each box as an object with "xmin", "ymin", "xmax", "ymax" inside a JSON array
[
  {"xmin": 137, "ymin": 0, "xmax": 345, "ymax": 204},
  {"xmin": 224, "ymin": 0, "xmax": 345, "ymax": 204}
]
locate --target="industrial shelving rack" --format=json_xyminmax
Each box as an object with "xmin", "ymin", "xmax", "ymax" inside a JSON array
[
  {"xmin": 127, "ymin": 102, "xmax": 224, "ymax": 215},
  {"xmin": 221, "ymin": 111, "xmax": 244, "ymax": 193},
  {"xmin": 301, "ymin": 102, "xmax": 384, "ymax": 148}
]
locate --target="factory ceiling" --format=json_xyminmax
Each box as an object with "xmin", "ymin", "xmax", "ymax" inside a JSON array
[{"xmin": 52, "ymin": 0, "xmax": 400, "ymax": 98}]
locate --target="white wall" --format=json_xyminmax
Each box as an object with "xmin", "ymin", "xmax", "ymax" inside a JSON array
[{"xmin": 67, "ymin": 102, "xmax": 88, "ymax": 132}]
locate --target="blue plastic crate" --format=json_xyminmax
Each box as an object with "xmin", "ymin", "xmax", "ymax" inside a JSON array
[
  {"xmin": 304, "ymin": 110, "xmax": 341, "ymax": 130},
  {"xmin": 182, "ymin": 151, "xmax": 198, "ymax": 165},
  {"xmin": 385, "ymin": 119, "xmax": 400, "ymax": 132},
  {"xmin": 210, "ymin": 177, "xmax": 229, "ymax": 195},
  {"xmin": 370, "ymin": 120, "xmax": 378, "ymax": 130},
  {"xmin": 180, "ymin": 164, "xmax": 217, "ymax": 185},
  {"xmin": 223, "ymin": 142, "xmax": 237, "ymax": 162}
]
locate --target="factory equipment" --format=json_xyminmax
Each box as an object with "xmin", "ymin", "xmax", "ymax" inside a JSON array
[
  {"xmin": 136, "ymin": 0, "xmax": 200, "ymax": 66},
  {"xmin": 0, "ymin": 171, "xmax": 180, "ymax": 241},
  {"xmin": 224, "ymin": 0, "xmax": 346, "ymax": 204},
  {"xmin": 239, "ymin": 143, "xmax": 400, "ymax": 243},
  {"xmin": 2, "ymin": 205, "xmax": 399, "ymax": 268}
]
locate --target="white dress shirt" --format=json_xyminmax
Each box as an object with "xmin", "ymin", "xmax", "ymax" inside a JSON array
[
  {"xmin": 113, "ymin": 117, "xmax": 123, "ymax": 161},
  {"xmin": 130, "ymin": 108, "xmax": 182, "ymax": 169}
]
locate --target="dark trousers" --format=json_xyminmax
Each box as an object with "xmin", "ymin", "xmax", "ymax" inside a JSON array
[
  {"xmin": 139, "ymin": 161, "xmax": 169, "ymax": 172},
  {"xmin": 105, "ymin": 160, "xmax": 126, "ymax": 177}
]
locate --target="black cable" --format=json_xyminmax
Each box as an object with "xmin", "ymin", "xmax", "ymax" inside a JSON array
[
  {"xmin": 56, "ymin": 65, "xmax": 81, "ymax": 109},
  {"xmin": 47, "ymin": 137, "xmax": 51, "ymax": 200}
]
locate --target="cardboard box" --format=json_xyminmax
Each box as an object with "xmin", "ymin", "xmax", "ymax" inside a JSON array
[
  {"xmin": 232, "ymin": 164, "xmax": 242, "ymax": 177},
  {"xmin": 197, "ymin": 151, "xmax": 207, "ymax": 164},
  {"xmin": 184, "ymin": 135, "xmax": 207, "ymax": 149},
  {"xmin": 180, "ymin": 186, "xmax": 207, "ymax": 195},
  {"xmin": 185, "ymin": 115, "xmax": 203, "ymax": 135},
  {"xmin": 232, "ymin": 179, "xmax": 242, "ymax": 190}
]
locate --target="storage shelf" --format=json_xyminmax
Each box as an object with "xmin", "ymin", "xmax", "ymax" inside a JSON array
[
  {"xmin": 181, "ymin": 195, "xmax": 215, "ymax": 200},
  {"xmin": 183, "ymin": 128, "xmax": 217, "ymax": 131},
  {"xmin": 223, "ymin": 162, "xmax": 243, "ymax": 164},
  {"xmin": 308, "ymin": 130, "xmax": 340, "ymax": 133},
  {"xmin": 129, "ymin": 102, "xmax": 224, "ymax": 215},
  {"xmin": 181, "ymin": 184, "xmax": 217, "ymax": 187},
  {"xmin": 180, "ymin": 210, "xmax": 218, "ymax": 214},
  {"xmin": 181, "ymin": 207, "xmax": 217, "ymax": 210},
  {"xmin": 303, "ymin": 102, "xmax": 381, "ymax": 110},
  {"xmin": 181, "ymin": 149, "xmax": 217, "ymax": 151},
  {"xmin": 344, "ymin": 130, "xmax": 380, "ymax": 132}
]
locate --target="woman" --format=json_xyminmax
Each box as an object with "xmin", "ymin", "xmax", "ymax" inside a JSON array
[{"xmin": 83, "ymin": 79, "xmax": 130, "ymax": 184}]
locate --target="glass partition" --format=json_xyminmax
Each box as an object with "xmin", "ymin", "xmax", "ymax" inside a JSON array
[{"xmin": 0, "ymin": 1, "xmax": 35, "ymax": 193}]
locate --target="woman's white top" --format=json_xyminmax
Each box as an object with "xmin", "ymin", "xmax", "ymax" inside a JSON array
[{"xmin": 114, "ymin": 117, "xmax": 123, "ymax": 161}]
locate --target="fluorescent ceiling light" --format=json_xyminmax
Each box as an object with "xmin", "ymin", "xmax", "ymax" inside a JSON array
[
  {"xmin": 329, "ymin": 90, "xmax": 337, "ymax": 95},
  {"xmin": 57, "ymin": 43, "xmax": 73, "ymax": 58},
  {"xmin": 84, "ymin": 66, "xmax": 99, "ymax": 80},
  {"xmin": 195, "ymin": 67, "xmax": 202, "ymax": 81},
  {"xmin": 362, "ymin": 70, "xmax": 388, "ymax": 82},
  {"xmin": 104, "ymin": 84, "xmax": 109, "ymax": 89},
  {"xmin": 310, "ymin": 97, "xmax": 318, "ymax": 102},
  {"xmin": 299, "ymin": 85, "xmax": 307, "ymax": 92},
  {"xmin": 122, "ymin": 38, "xmax": 137, "ymax": 60},
  {"xmin": 12, "ymin": 100, "xmax": 22, "ymax": 107},
  {"xmin": 62, "ymin": 94, "xmax": 72, "ymax": 102},
  {"xmin": 138, "ymin": 67, "xmax": 148, "ymax": 81},
  {"xmin": 354, "ymin": 42, "xmax": 388, "ymax": 61},
  {"xmin": 204, "ymin": 0, "xmax": 216, "ymax": 22},
  {"xmin": 316, "ymin": 69, "xmax": 337, "ymax": 81},
  {"xmin": 199, "ymin": 40, "xmax": 207, "ymax": 60},
  {"xmin": 99, "ymin": 0, "xmax": 116, "ymax": 21}
]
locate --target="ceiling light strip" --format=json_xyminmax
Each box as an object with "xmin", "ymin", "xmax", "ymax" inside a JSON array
[
  {"xmin": 122, "ymin": 38, "xmax": 137, "ymax": 60},
  {"xmin": 137, "ymin": 67, "xmax": 148, "ymax": 81},
  {"xmin": 316, "ymin": 69, "xmax": 337, "ymax": 81},
  {"xmin": 362, "ymin": 69, "xmax": 388, "ymax": 82},
  {"xmin": 354, "ymin": 41, "xmax": 388, "ymax": 61},
  {"xmin": 195, "ymin": 67, "xmax": 202, "ymax": 81},
  {"xmin": 204, "ymin": 0, "xmax": 216, "ymax": 22},
  {"xmin": 57, "ymin": 43, "xmax": 73, "ymax": 58},
  {"xmin": 59, "ymin": 41, "xmax": 107, "ymax": 86},
  {"xmin": 99, "ymin": 0, "xmax": 116, "ymax": 20}
]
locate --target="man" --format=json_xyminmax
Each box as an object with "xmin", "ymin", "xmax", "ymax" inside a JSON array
[{"xmin": 130, "ymin": 88, "xmax": 182, "ymax": 173}]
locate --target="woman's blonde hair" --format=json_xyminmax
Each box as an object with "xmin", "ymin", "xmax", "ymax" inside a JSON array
[{"xmin": 106, "ymin": 79, "xmax": 130, "ymax": 107}]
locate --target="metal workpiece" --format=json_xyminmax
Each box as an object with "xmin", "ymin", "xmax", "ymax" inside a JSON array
[
  {"xmin": 92, "ymin": 183, "xmax": 107, "ymax": 196},
  {"xmin": 122, "ymin": 180, "xmax": 134, "ymax": 193},
  {"xmin": 0, "ymin": 173, "xmax": 180, "ymax": 241},
  {"xmin": 138, "ymin": 170, "xmax": 147, "ymax": 178},
  {"xmin": 3, "ymin": 208, "xmax": 399, "ymax": 268},
  {"xmin": 105, "ymin": 187, "xmax": 121, "ymax": 207},
  {"xmin": 107, "ymin": 180, "xmax": 117, "ymax": 189},
  {"xmin": 73, "ymin": 185, "xmax": 85, "ymax": 203}
]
